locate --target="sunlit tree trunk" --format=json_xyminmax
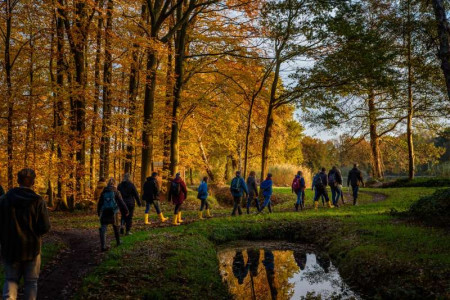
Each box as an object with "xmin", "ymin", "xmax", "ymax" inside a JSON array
[
  {"xmin": 368, "ymin": 91, "xmax": 383, "ymax": 179},
  {"xmin": 406, "ymin": 0, "xmax": 415, "ymax": 180}
]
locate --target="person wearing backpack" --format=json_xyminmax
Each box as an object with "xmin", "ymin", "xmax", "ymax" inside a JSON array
[
  {"xmin": 230, "ymin": 171, "xmax": 249, "ymax": 216},
  {"xmin": 142, "ymin": 172, "xmax": 169, "ymax": 225},
  {"xmin": 312, "ymin": 168, "xmax": 333, "ymax": 210},
  {"xmin": 259, "ymin": 173, "xmax": 273, "ymax": 213},
  {"xmin": 97, "ymin": 178, "xmax": 129, "ymax": 252},
  {"xmin": 197, "ymin": 176, "xmax": 211, "ymax": 219},
  {"xmin": 0, "ymin": 169, "xmax": 50, "ymax": 300},
  {"xmin": 347, "ymin": 164, "xmax": 365, "ymax": 205},
  {"xmin": 169, "ymin": 173, "xmax": 187, "ymax": 225},
  {"xmin": 118, "ymin": 173, "xmax": 142, "ymax": 235},
  {"xmin": 292, "ymin": 171, "xmax": 306, "ymax": 211},
  {"xmin": 328, "ymin": 166, "xmax": 343, "ymax": 207},
  {"xmin": 246, "ymin": 171, "xmax": 260, "ymax": 214}
]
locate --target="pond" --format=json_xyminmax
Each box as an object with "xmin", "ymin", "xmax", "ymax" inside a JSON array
[{"xmin": 218, "ymin": 241, "xmax": 359, "ymax": 300}]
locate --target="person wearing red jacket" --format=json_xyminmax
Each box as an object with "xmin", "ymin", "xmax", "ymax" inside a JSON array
[{"xmin": 168, "ymin": 173, "xmax": 187, "ymax": 226}]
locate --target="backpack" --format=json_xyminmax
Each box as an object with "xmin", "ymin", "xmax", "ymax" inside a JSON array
[
  {"xmin": 231, "ymin": 177, "xmax": 241, "ymax": 193},
  {"xmin": 101, "ymin": 190, "xmax": 118, "ymax": 216},
  {"xmin": 292, "ymin": 177, "xmax": 300, "ymax": 191},
  {"xmin": 328, "ymin": 172, "xmax": 336, "ymax": 187},
  {"xmin": 313, "ymin": 174, "xmax": 324, "ymax": 189},
  {"xmin": 170, "ymin": 181, "xmax": 181, "ymax": 197}
]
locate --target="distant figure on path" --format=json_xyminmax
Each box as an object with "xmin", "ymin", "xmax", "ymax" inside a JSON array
[
  {"xmin": 142, "ymin": 172, "xmax": 169, "ymax": 224},
  {"xmin": 0, "ymin": 168, "xmax": 50, "ymax": 300},
  {"xmin": 292, "ymin": 171, "xmax": 306, "ymax": 211},
  {"xmin": 97, "ymin": 178, "xmax": 129, "ymax": 251},
  {"xmin": 230, "ymin": 171, "xmax": 248, "ymax": 216},
  {"xmin": 328, "ymin": 166, "xmax": 343, "ymax": 207},
  {"xmin": 312, "ymin": 168, "xmax": 333, "ymax": 210},
  {"xmin": 259, "ymin": 173, "xmax": 273, "ymax": 213},
  {"xmin": 246, "ymin": 171, "xmax": 260, "ymax": 214},
  {"xmin": 347, "ymin": 164, "xmax": 365, "ymax": 205},
  {"xmin": 169, "ymin": 173, "xmax": 187, "ymax": 226},
  {"xmin": 118, "ymin": 174, "xmax": 142, "ymax": 235},
  {"xmin": 93, "ymin": 177, "xmax": 107, "ymax": 203},
  {"xmin": 197, "ymin": 176, "xmax": 211, "ymax": 219}
]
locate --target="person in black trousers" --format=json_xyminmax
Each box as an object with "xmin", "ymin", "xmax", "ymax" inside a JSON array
[{"xmin": 118, "ymin": 173, "xmax": 141, "ymax": 235}]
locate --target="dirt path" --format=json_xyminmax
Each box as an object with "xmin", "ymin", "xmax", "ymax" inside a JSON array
[{"xmin": 38, "ymin": 229, "xmax": 103, "ymax": 300}]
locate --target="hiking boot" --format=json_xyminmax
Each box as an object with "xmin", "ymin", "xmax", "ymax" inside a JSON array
[
  {"xmin": 206, "ymin": 209, "xmax": 212, "ymax": 218},
  {"xmin": 177, "ymin": 212, "xmax": 183, "ymax": 223},
  {"xmin": 172, "ymin": 214, "xmax": 180, "ymax": 226},
  {"xmin": 198, "ymin": 211, "xmax": 204, "ymax": 220},
  {"xmin": 295, "ymin": 204, "xmax": 299, "ymax": 211},
  {"xmin": 144, "ymin": 213, "xmax": 151, "ymax": 225},
  {"xmin": 314, "ymin": 201, "xmax": 319, "ymax": 210},
  {"xmin": 158, "ymin": 213, "xmax": 169, "ymax": 222},
  {"xmin": 101, "ymin": 246, "xmax": 110, "ymax": 252}
]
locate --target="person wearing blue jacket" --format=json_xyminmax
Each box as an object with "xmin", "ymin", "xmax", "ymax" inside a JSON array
[
  {"xmin": 230, "ymin": 171, "xmax": 249, "ymax": 216},
  {"xmin": 259, "ymin": 173, "xmax": 273, "ymax": 213},
  {"xmin": 197, "ymin": 177, "xmax": 211, "ymax": 219}
]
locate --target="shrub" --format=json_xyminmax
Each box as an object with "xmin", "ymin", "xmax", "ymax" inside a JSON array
[
  {"xmin": 382, "ymin": 177, "xmax": 450, "ymax": 188},
  {"xmin": 409, "ymin": 188, "xmax": 450, "ymax": 226},
  {"xmin": 268, "ymin": 164, "xmax": 312, "ymax": 187}
]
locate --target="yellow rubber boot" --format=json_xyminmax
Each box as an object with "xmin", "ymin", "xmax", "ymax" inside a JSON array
[
  {"xmin": 158, "ymin": 213, "xmax": 169, "ymax": 222},
  {"xmin": 198, "ymin": 211, "xmax": 204, "ymax": 220},
  {"xmin": 206, "ymin": 209, "xmax": 212, "ymax": 218},
  {"xmin": 314, "ymin": 201, "xmax": 319, "ymax": 210},
  {"xmin": 178, "ymin": 212, "xmax": 184, "ymax": 223},
  {"xmin": 144, "ymin": 214, "xmax": 151, "ymax": 225},
  {"xmin": 327, "ymin": 201, "xmax": 334, "ymax": 208},
  {"xmin": 172, "ymin": 214, "xmax": 180, "ymax": 226}
]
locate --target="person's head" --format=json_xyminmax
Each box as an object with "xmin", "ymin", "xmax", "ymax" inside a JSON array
[
  {"xmin": 321, "ymin": 167, "xmax": 326, "ymax": 172},
  {"xmin": 332, "ymin": 166, "xmax": 337, "ymax": 170},
  {"xmin": 298, "ymin": 171, "xmax": 303, "ymax": 176},
  {"xmin": 353, "ymin": 163, "xmax": 358, "ymax": 169},
  {"xmin": 123, "ymin": 173, "xmax": 131, "ymax": 182},
  {"xmin": 203, "ymin": 176, "xmax": 208, "ymax": 182},
  {"xmin": 17, "ymin": 168, "xmax": 36, "ymax": 188},
  {"xmin": 151, "ymin": 172, "xmax": 158, "ymax": 178},
  {"xmin": 107, "ymin": 178, "xmax": 116, "ymax": 187},
  {"xmin": 236, "ymin": 171, "xmax": 241, "ymax": 177},
  {"xmin": 99, "ymin": 177, "xmax": 106, "ymax": 183},
  {"xmin": 249, "ymin": 171, "xmax": 255, "ymax": 177},
  {"xmin": 267, "ymin": 173, "xmax": 272, "ymax": 179},
  {"xmin": 175, "ymin": 172, "xmax": 181, "ymax": 179}
]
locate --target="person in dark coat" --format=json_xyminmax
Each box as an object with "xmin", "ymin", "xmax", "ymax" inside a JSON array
[
  {"xmin": 0, "ymin": 168, "xmax": 50, "ymax": 300},
  {"xmin": 97, "ymin": 178, "xmax": 129, "ymax": 251},
  {"xmin": 312, "ymin": 167, "xmax": 333, "ymax": 209},
  {"xmin": 263, "ymin": 250, "xmax": 278, "ymax": 299},
  {"xmin": 117, "ymin": 174, "xmax": 141, "ymax": 235},
  {"xmin": 142, "ymin": 172, "xmax": 168, "ymax": 224},
  {"xmin": 328, "ymin": 166, "xmax": 343, "ymax": 207},
  {"xmin": 230, "ymin": 171, "xmax": 249, "ymax": 216},
  {"xmin": 169, "ymin": 173, "xmax": 187, "ymax": 226},
  {"xmin": 246, "ymin": 171, "xmax": 260, "ymax": 214},
  {"xmin": 347, "ymin": 164, "xmax": 365, "ymax": 205}
]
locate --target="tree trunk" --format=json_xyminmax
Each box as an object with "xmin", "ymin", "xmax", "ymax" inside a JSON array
[
  {"xmin": 260, "ymin": 57, "xmax": 281, "ymax": 182},
  {"xmin": 243, "ymin": 95, "xmax": 256, "ymax": 179},
  {"xmin": 99, "ymin": 0, "xmax": 114, "ymax": 179},
  {"xmin": 406, "ymin": 0, "xmax": 415, "ymax": 180},
  {"xmin": 163, "ymin": 38, "xmax": 174, "ymax": 186},
  {"xmin": 195, "ymin": 128, "xmax": 215, "ymax": 181},
  {"xmin": 368, "ymin": 91, "xmax": 383, "ymax": 179},
  {"xmin": 55, "ymin": 0, "xmax": 68, "ymax": 209},
  {"xmin": 91, "ymin": 11, "xmax": 103, "ymax": 186},
  {"xmin": 25, "ymin": 29, "xmax": 35, "ymax": 166},
  {"xmin": 141, "ymin": 50, "xmax": 157, "ymax": 188},
  {"xmin": 5, "ymin": 1, "xmax": 14, "ymax": 189},
  {"xmin": 169, "ymin": 19, "xmax": 188, "ymax": 176},
  {"xmin": 432, "ymin": 0, "xmax": 450, "ymax": 100}
]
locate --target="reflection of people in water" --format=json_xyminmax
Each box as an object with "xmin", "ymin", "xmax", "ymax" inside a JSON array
[
  {"xmin": 316, "ymin": 252, "xmax": 331, "ymax": 273},
  {"xmin": 246, "ymin": 249, "xmax": 260, "ymax": 300},
  {"xmin": 232, "ymin": 250, "xmax": 248, "ymax": 284},
  {"xmin": 293, "ymin": 251, "xmax": 307, "ymax": 270},
  {"xmin": 263, "ymin": 250, "xmax": 278, "ymax": 300}
]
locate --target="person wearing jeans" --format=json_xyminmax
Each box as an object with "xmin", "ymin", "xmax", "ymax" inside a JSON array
[
  {"xmin": 230, "ymin": 171, "xmax": 249, "ymax": 216},
  {"xmin": 347, "ymin": 164, "xmax": 365, "ymax": 205},
  {"xmin": 246, "ymin": 171, "xmax": 260, "ymax": 214},
  {"xmin": 0, "ymin": 169, "xmax": 50, "ymax": 300},
  {"xmin": 259, "ymin": 174, "xmax": 274, "ymax": 213}
]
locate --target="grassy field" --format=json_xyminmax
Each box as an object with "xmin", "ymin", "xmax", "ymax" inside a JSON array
[{"xmin": 68, "ymin": 186, "xmax": 450, "ymax": 299}]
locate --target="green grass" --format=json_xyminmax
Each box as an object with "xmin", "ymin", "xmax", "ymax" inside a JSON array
[{"xmin": 72, "ymin": 187, "xmax": 450, "ymax": 299}]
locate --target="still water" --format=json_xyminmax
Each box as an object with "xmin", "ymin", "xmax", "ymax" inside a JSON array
[{"xmin": 218, "ymin": 241, "xmax": 359, "ymax": 300}]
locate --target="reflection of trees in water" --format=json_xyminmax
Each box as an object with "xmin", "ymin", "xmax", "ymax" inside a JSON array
[{"xmin": 293, "ymin": 251, "xmax": 307, "ymax": 270}]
